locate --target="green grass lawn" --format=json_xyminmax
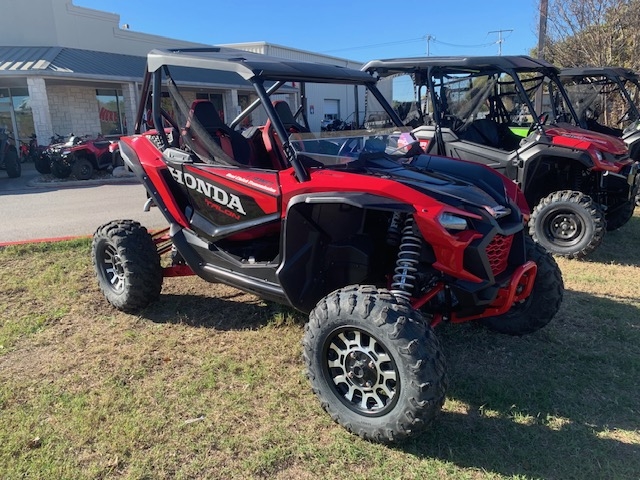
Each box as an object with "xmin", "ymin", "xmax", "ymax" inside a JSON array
[{"xmin": 1, "ymin": 213, "xmax": 639, "ymax": 479}]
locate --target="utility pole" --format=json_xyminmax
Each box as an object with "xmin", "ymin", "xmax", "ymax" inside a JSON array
[
  {"xmin": 535, "ymin": 0, "xmax": 549, "ymax": 113},
  {"xmin": 425, "ymin": 34, "xmax": 435, "ymax": 56},
  {"xmin": 537, "ymin": 0, "xmax": 549, "ymax": 59},
  {"xmin": 488, "ymin": 29, "xmax": 513, "ymax": 55}
]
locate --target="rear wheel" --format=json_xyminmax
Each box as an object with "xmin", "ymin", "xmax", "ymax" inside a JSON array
[
  {"xmin": 34, "ymin": 154, "xmax": 51, "ymax": 174},
  {"xmin": 303, "ymin": 285, "xmax": 447, "ymax": 443},
  {"xmin": 529, "ymin": 190, "xmax": 605, "ymax": 259},
  {"xmin": 605, "ymin": 199, "xmax": 635, "ymax": 231},
  {"xmin": 4, "ymin": 148, "xmax": 21, "ymax": 178},
  {"xmin": 72, "ymin": 156, "xmax": 94, "ymax": 180},
  {"xmin": 481, "ymin": 236, "xmax": 564, "ymax": 335},
  {"xmin": 92, "ymin": 220, "xmax": 163, "ymax": 312}
]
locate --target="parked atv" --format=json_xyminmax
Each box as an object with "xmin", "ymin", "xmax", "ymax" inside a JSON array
[
  {"xmin": 363, "ymin": 56, "xmax": 640, "ymax": 259},
  {"xmin": 559, "ymin": 66, "xmax": 640, "ymax": 207},
  {"xmin": 91, "ymin": 48, "xmax": 563, "ymax": 444},
  {"xmin": 0, "ymin": 127, "xmax": 21, "ymax": 178},
  {"xmin": 49, "ymin": 134, "xmax": 122, "ymax": 180}
]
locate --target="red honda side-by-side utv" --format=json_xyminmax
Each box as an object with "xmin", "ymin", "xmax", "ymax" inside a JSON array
[{"xmin": 91, "ymin": 48, "xmax": 563, "ymax": 443}]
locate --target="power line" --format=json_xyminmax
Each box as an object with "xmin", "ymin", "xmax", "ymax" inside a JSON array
[
  {"xmin": 321, "ymin": 34, "xmax": 503, "ymax": 55},
  {"xmin": 432, "ymin": 38, "xmax": 497, "ymax": 49}
]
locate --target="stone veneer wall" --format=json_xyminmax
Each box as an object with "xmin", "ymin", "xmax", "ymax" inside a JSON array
[{"xmin": 47, "ymin": 85, "xmax": 102, "ymax": 138}]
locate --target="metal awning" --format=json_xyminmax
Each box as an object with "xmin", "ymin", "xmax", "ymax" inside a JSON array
[{"xmin": 0, "ymin": 46, "xmax": 264, "ymax": 88}]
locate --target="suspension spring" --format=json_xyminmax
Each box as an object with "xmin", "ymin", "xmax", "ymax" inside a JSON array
[{"xmin": 390, "ymin": 215, "xmax": 422, "ymax": 301}]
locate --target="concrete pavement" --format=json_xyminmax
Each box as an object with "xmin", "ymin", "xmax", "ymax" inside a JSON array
[{"xmin": 0, "ymin": 162, "xmax": 168, "ymax": 245}]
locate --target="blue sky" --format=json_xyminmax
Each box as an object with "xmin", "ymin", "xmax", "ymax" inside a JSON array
[{"xmin": 73, "ymin": 0, "xmax": 541, "ymax": 62}]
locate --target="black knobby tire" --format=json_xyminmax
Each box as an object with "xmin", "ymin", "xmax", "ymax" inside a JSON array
[
  {"xmin": 605, "ymin": 199, "xmax": 635, "ymax": 231},
  {"xmin": 34, "ymin": 154, "xmax": 51, "ymax": 174},
  {"xmin": 481, "ymin": 236, "xmax": 564, "ymax": 335},
  {"xmin": 92, "ymin": 220, "xmax": 163, "ymax": 312},
  {"xmin": 50, "ymin": 159, "xmax": 72, "ymax": 179},
  {"xmin": 72, "ymin": 156, "xmax": 94, "ymax": 180},
  {"xmin": 529, "ymin": 190, "xmax": 605, "ymax": 259},
  {"xmin": 303, "ymin": 285, "xmax": 447, "ymax": 443},
  {"xmin": 4, "ymin": 147, "xmax": 21, "ymax": 178}
]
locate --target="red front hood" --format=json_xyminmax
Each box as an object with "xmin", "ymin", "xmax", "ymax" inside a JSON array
[{"xmin": 544, "ymin": 123, "xmax": 628, "ymax": 155}]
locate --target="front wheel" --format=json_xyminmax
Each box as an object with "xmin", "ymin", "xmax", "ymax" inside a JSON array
[
  {"xmin": 303, "ymin": 285, "xmax": 447, "ymax": 444},
  {"xmin": 4, "ymin": 147, "xmax": 21, "ymax": 178},
  {"xmin": 50, "ymin": 159, "xmax": 71, "ymax": 179},
  {"xmin": 481, "ymin": 236, "xmax": 564, "ymax": 335},
  {"xmin": 529, "ymin": 190, "xmax": 605, "ymax": 259},
  {"xmin": 72, "ymin": 156, "xmax": 94, "ymax": 180},
  {"xmin": 92, "ymin": 220, "xmax": 163, "ymax": 312}
]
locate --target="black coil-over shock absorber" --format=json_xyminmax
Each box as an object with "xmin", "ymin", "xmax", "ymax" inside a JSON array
[
  {"xmin": 386, "ymin": 211, "xmax": 403, "ymax": 246},
  {"xmin": 390, "ymin": 215, "xmax": 422, "ymax": 301}
]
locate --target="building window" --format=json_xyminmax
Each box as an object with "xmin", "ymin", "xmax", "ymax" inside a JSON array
[
  {"xmin": 96, "ymin": 89, "xmax": 126, "ymax": 136},
  {"xmin": 196, "ymin": 92, "xmax": 225, "ymax": 122},
  {"xmin": 0, "ymin": 87, "xmax": 35, "ymax": 149}
]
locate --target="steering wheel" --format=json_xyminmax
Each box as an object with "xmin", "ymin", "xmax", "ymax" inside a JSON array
[
  {"xmin": 527, "ymin": 112, "xmax": 549, "ymax": 135},
  {"xmin": 337, "ymin": 137, "xmax": 364, "ymax": 158},
  {"xmin": 616, "ymin": 107, "xmax": 632, "ymax": 125}
]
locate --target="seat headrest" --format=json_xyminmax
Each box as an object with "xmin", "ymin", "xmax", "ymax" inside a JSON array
[
  {"xmin": 190, "ymin": 100, "xmax": 225, "ymax": 132},
  {"xmin": 273, "ymin": 101, "xmax": 308, "ymax": 132}
]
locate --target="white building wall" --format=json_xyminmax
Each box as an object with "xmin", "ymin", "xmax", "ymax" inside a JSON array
[{"xmin": 1, "ymin": 0, "xmax": 209, "ymax": 56}]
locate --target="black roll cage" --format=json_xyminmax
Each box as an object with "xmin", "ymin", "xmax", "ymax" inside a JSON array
[
  {"xmin": 559, "ymin": 67, "xmax": 640, "ymax": 129},
  {"xmin": 364, "ymin": 57, "xmax": 583, "ymax": 138},
  {"xmin": 134, "ymin": 47, "xmax": 404, "ymax": 183}
]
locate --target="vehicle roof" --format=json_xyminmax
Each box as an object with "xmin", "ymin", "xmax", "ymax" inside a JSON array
[
  {"xmin": 559, "ymin": 66, "xmax": 638, "ymax": 81},
  {"xmin": 147, "ymin": 47, "xmax": 375, "ymax": 85},
  {"xmin": 362, "ymin": 55, "xmax": 558, "ymax": 76}
]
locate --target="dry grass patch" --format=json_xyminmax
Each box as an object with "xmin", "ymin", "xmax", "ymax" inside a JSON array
[{"xmin": 1, "ymin": 212, "xmax": 639, "ymax": 479}]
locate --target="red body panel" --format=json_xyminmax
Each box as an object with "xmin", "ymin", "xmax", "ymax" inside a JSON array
[
  {"xmin": 279, "ymin": 167, "xmax": 488, "ymax": 283},
  {"xmin": 544, "ymin": 125, "xmax": 633, "ymax": 172}
]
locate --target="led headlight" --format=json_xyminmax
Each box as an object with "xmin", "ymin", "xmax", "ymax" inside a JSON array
[
  {"xmin": 593, "ymin": 149, "xmax": 604, "ymax": 162},
  {"xmin": 438, "ymin": 212, "xmax": 468, "ymax": 231}
]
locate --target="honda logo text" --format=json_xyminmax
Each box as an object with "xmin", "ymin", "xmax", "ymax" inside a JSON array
[{"xmin": 168, "ymin": 166, "xmax": 247, "ymax": 216}]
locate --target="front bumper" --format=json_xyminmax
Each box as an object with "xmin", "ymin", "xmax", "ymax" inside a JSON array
[{"xmin": 602, "ymin": 161, "xmax": 640, "ymax": 200}]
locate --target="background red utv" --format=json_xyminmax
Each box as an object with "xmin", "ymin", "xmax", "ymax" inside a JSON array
[{"xmin": 363, "ymin": 56, "xmax": 639, "ymax": 259}]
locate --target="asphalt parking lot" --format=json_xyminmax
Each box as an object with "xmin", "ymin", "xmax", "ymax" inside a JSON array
[{"xmin": 0, "ymin": 162, "xmax": 168, "ymax": 245}]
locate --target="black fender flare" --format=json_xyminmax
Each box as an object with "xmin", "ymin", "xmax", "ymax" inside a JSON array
[{"xmin": 277, "ymin": 192, "xmax": 414, "ymax": 313}]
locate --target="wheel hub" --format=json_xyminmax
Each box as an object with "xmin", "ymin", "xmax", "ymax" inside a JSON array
[
  {"xmin": 345, "ymin": 350, "xmax": 378, "ymax": 389},
  {"xmin": 103, "ymin": 244, "xmax": 125, "ymax": 292},
  {"xmin": 324, "ymin": 328, "xmax": 398, "ymax": 415},
  {"xmin": 550, "ymin": 213, "xmax": 580, "ymax": 240}
]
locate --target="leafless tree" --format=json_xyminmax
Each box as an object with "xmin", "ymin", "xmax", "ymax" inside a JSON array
[{"xmin": 543, "ymin": 0, "xmax": 640, "ymax": 69}]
